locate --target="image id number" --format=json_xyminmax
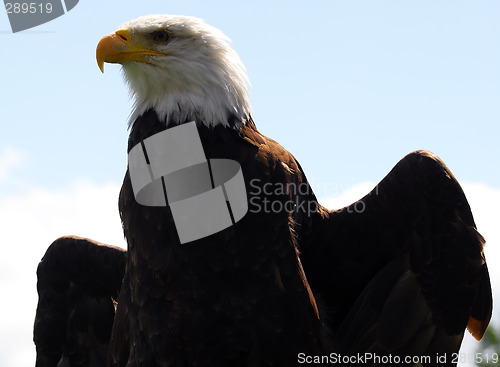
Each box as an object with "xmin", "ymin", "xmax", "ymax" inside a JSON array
[{"xmin": 5, "ymin": 2, "xmax": 53, "ymax": 14}]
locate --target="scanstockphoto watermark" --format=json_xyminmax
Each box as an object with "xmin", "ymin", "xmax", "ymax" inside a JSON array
[
  {"xmin": 3, "ymin": 0, "xmax": 79, "ymax": 33},
  {"xmin": 298, "ymin": 352, "xmax": 431, "ymax": 365},
  {"xmin": 248, "ymin": 179, "xmax": 376, "ymax": 216},
  {"xmin": 128, "ymin": 122, "xmax": 248, "ymax": 244},
  {"xmin": 297, "ymin": 352, "xmax": 500, "ymax": 365}
]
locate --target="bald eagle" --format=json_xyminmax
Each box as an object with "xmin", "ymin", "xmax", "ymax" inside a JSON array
[{"xmin": 34, "ymin": 15, "xmax": 492, "ymax": 367}]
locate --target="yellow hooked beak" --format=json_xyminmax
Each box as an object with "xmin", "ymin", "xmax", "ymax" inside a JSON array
[{"xmin": 96, "ymin": 29, "xmax": 166, "ymax": 72}]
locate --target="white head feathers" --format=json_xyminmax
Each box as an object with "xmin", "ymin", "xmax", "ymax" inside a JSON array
[{"xmin": 117, "ymin": 15, "xmax": 252, "ymax": 128}]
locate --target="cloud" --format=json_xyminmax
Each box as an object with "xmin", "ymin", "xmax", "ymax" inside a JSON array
[
  {"xmin": 0, "ymin": 146, "xmax": 26, "ymax": 181},
  {"xmin": 459, "ymin": 183, "xmax": 500, "ymax": 366},
  {"xmin": 317, "ymin": 181, "xmax": 378, "ymax": 211},
  {"xmin": 0, "ymin": 174, "xmax": 125, "ymax": 367}
]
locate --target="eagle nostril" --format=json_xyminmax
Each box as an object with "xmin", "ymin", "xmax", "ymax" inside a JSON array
[{"xmin": 115, "ymin": 30, "xmax": 129, "ymax": 42}]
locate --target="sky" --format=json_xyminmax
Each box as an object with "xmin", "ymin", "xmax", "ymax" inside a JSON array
[{"xmin": 0, "ymin": 1, "xmax": 499, "ymax": 366}]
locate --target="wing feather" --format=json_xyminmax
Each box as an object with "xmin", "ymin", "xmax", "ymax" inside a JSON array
[
  {"xmin": 34, "ymin": 236, "xmax": 126, "ymax": 367},
  {"xmin": 300, "ymin": 150, "xmax": 492, "ymax": 364}
]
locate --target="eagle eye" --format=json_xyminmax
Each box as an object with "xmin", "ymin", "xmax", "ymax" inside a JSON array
[{"xmin": 152, "ymin": 30, "xmax": 170, "ymax": 43}]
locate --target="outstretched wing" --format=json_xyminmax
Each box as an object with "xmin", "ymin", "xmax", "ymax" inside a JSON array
[
  {"xmin": 34, "ymin": 236, "xmax": 127, "ymax": 367},
  {"xmin": 301, "ymin": 150, "xmax": 492, "ymax": 365}
]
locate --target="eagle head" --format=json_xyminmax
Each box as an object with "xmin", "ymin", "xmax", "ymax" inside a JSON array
[{"xmin": 96, "ymin": 15, "xmax": 252, "ymax": 128}]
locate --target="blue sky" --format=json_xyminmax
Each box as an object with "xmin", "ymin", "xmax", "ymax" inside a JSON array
[
  {"xmin": 0, "ymin": 1, "xmax": 499, "ymax": 366},
  {"xmin": 1, "ymin": 0, "xmax": 499, "ymax": 194}
]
